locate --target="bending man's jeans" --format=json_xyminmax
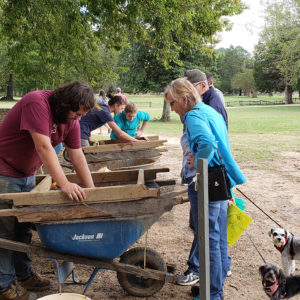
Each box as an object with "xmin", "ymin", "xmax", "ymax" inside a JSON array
[
  {"xmin": 187, "ymin": 181, "xmax": 228, "ymax": 300},
  {"xmin": 0, "ymin": 175, "xmax": 35, "ymax": 292}
]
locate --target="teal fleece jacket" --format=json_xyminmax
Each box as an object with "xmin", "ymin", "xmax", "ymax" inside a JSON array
[{"xmin": 184, "ymin": 102, "xmax": 246, "ymax": 187}]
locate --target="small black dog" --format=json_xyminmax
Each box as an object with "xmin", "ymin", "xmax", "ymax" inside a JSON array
[{"xmin": 259, "ymin": 262, "xmax": 300, "ymax": 299}]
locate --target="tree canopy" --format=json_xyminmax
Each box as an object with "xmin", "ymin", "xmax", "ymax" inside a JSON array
[
  {"xmin": 216, "ymin": 46, "xmax": 252, "ymax": 94},
  {"xmin": 253, "ymin": 0, "xmax": 300, "ymax": 103},
  {"xmin": 85, "ymin": 0, "xmax": 245, "ymax": 63},
  {"xmin": 0, "ymin": 0, "xmax": 245, "ymax": 93},
  {"xmin": 231, "ymin": 68, "xmax": 256, "ymax": 97},
  {"xmin": 118, "ymin": 42, "xmax": 216, "ymax": 93}
]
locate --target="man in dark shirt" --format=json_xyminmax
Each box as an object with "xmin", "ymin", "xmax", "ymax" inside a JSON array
[{"xmin": 184, "ymin": 69, "xmax": 228, "ymax": 129}]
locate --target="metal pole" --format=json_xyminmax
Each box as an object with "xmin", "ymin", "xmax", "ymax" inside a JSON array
[{"xmin": 197, "ymin": 159, "xmax": 210, "ymax": 299}]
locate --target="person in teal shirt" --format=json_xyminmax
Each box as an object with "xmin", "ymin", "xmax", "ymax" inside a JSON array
[{"xmin": 110, "ymin": 102, "xmax": 150, "ymax": 140}]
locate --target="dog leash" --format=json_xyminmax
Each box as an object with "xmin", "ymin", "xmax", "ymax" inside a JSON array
[
  {"xmin": 235, "ymin": 188, "xmax": 282, "ymax": 264},
  {"xmin": 244, "ymin": 230, "xmax": 266, "ymax": 264},
  {"xmin": 236, "ymin": 187, "xmax": 283, "ymax": 228}
]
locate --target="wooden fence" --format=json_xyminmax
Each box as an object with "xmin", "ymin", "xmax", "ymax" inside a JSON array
[
  {"xmin": 226, "ymin": 97, "xmax": 300, "ymax": 107},
  {"xmin": 133, "ymin": 97, "xmax": 300, "ymax": 108}
]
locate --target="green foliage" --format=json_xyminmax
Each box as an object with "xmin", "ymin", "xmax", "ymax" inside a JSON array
[
  {"xmin": 216, "ymin": 46, "xmax": 252, "ymax": 93},
  {"xmin": 231, "ymin": 69, "xmax": 256, "ymax": 96},
  {"xmin": 0, "ymin": 42, "xmax": 9, "ymax": 93},
  {"xmin": 86, "ymin": 0, "xmax": 246, "ymax": 64},
  {"xmin": 253, "ymin": 42, "xmax": 285, "ymax": 94},
  {"xmin": 1, "ymin": 0, "xmax": 104, "ymax": 91},
  {"xmin": 0, "ymin": 0, "xmax": 246, "ymax": 94},
  {"xmin": 254, "ymin": 0, "xmax": 300, "ymax": 95},
  {"xmin": 118, "ymin": 42, "xmax": 214, "ymax": 93}
]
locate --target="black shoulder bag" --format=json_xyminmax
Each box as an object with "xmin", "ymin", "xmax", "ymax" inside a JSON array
[{"xmin": 208, "ymin": 149, "xmax": 232, "ymax": 201}]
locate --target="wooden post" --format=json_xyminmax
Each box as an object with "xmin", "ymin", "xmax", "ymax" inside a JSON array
[{"xmin": 197, "ymin": 159, "xmax": 210, "ymax": 299}]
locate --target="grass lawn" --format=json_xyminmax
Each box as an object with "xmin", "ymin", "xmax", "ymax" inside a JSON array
[
  {"xmin": 227, "ymin": 106, "xmax": 300, "ymax": 169},
  {"xmin": 134, "ymin": 102, "xmax": 300, "ymax": 171}
]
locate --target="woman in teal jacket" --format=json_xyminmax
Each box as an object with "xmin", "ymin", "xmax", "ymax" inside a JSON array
[
  {"xmin": 164, "ymin": 78, "xmax": 246, "ymax": 300},
  {"xmin": 110, "ymin": 102, "xmax": 150, "ymax": 140}
]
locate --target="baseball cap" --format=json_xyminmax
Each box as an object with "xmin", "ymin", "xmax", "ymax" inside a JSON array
[
  {"xmin": 184, "ymin": 69, "xmax": 207, "ymax": 84},
  {"xmin": 116, "ymin": 87, "xmax": 121, "ymax": 92}
]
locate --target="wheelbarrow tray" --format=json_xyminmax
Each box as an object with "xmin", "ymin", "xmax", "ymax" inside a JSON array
[
  {"xmin": 35, "ymin": 189, "xmax": 186, "ymax": 259},
  {"xmin": 37, "ymin": 214, "xmax": 163, "ymax": 259}
]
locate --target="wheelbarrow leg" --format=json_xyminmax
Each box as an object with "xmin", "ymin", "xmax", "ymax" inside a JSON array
[
  {"xmin": 59, "ymin": 261, "xmax": 80, "ymax": 284},
  {"xmin": 48, "ymin": 259, "xmax": 80, "ymax": 293},
  {"xmin": 82, "ymin": 268, "xmax": 103, "ymax": 295}
]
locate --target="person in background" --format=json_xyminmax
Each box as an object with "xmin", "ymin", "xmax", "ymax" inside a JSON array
[
  {"xmin": 184, "ymin": 69, "xmax": 228, "ymax": 129},
  {"xmin": 0, "ymin": 81, "xmax": 95, "ymax": 300},
  {"xmin": 206, "ymin": 73, "xmax": 226, "ymax": 107},
  {"xmin": 96, "ymin": 90, "xmax": 110, "ymax": 134},
  {"xmin": 110, "ymin": 102, "xmax": 150, "ymax": 140},
  {"xmin": 96, "ymin": 90, "xmax": 109, "ymax": 105},
  {"xmin": 164, "ymin": 78, "xmax": 246, "ymax": 300},
  {"xmin": 115, "ymin": 87, "xmax": 128, "ymax": 104},
  {"xmin": 80, "ymin": 95, "xmax": 138, "ymax": 147}
]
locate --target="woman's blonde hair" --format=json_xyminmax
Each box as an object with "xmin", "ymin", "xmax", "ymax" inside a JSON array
[
  {"xmin": 124, "ymin": 102, "xmax": 137, "ymax": 114},
  {"xmin": 164, "ymin": 78, "xmax": 201, "ymax": 107}
]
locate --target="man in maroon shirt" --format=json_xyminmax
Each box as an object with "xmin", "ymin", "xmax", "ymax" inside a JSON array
[{"xmin": 0, "ymin": 81, "xmax": 95, "ymax": 300}]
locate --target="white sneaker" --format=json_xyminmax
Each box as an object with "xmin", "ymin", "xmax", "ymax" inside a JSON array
[{"xmin": 177, "ymin": 270, "xmax": 199, "ymax": 286}]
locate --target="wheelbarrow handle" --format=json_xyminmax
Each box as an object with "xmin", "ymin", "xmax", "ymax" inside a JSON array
[{"xmin": 0, "ymin": 237, "xmax": 30, "ymax": 254}]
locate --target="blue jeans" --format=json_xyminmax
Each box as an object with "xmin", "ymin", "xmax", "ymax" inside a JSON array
[
  {"xmin": 187, "ymin": 182, "xmax": 228, "ymax": 300},
  {"xmin": 0, "ymin": 175, "xmax": 35, "ymax": 292}
]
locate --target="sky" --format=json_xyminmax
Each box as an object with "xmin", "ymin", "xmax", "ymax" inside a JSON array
[{"xmin": 216, "ymin": 0, "xmax": 266, "ymax": 54}]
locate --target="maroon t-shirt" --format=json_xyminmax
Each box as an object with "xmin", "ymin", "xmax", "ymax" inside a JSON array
[{"xmin": 0, "ymin": 90, "xmax": 81, "ymax": 177}]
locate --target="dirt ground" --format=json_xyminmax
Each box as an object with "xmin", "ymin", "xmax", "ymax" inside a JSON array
[{"xmin": 32, "ymin": 135, "xmax": 300, "ymax": 300}]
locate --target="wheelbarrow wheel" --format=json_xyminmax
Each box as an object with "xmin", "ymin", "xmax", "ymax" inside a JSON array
[{"xmin": 117, "ymin": 247, "xmax": 166, "ymax": 297}]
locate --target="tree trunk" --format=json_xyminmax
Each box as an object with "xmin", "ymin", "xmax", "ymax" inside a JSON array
[
  {"xmin": 285, "ymin": 84, "xmax": 293, "ymax": 104},
  {"xmin": 160, "ymin": 100, "xmax": 170, "ymax": 121},
  {"xmin": 251, "ymin": 91, "xmax": 258, "ymax": 98},
  {"xmin": 6, "ymin": 74, "xmax": 13, "ymax": 100}
]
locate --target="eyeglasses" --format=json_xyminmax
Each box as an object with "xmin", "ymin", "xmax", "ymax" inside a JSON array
[{"xmin": 170, "ymin": 100, "xmax": 176, "ymax": 107}]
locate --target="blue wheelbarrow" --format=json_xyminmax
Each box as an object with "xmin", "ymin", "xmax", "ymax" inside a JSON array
[
  {"xmin": 37, "ymin": 213, "xmax": 172, "ymax": 297},
  {"xmin": 0, "ymin": 168, "xmax": 187, "ymax": 297}
]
